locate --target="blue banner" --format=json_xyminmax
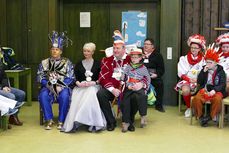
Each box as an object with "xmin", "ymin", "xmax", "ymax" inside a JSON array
[{"xmin": 122, "ymin": 11, "xmax": 147, "ymax": 47}]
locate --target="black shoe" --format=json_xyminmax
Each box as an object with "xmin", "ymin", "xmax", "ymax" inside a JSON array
[
  {"xmin": 128, "ymin": 124, "xmax": 135, "ymax": 132},
  {"xmin": 155, "ymin": 105, "xmax": 165, "ymax": 112},
  {"xmin": 107, "ymin": 123, "xmax": 116, "ymax": 131},
  {"xmin": 199, "ymin": 116, "xmax": 211, "ymax": 127}
]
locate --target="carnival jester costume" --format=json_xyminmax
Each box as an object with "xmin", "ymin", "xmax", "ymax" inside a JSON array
[{"xmin": 37, "ymin": 31, "xmax": 74, "ymax": 130}]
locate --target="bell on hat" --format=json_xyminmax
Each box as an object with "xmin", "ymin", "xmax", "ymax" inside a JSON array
[
  {"xmin": 187, "ymin": 34, "xmax": 206, "ymax": 50},
  {"xmin": 129, "ymin": 48, "xmax": 143, "ymax": 55},
  {"xmin": 113, "ymin": 30, "xmax": 124, "ymax": 45},
  {"xmin": 215, "ymin": 32, "xmax": 229, "ymax": 46},
  {"xmin": 48, "ymin": 31, "xmax": 72, "ymax": 50}
]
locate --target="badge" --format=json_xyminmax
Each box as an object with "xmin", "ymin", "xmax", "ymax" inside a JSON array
[
  {"xmin": 144, "ymin": 59, "xmax": 149, "ymax": 63},
  {"xmin": 85, "ymin": 70, "xmax": 93, "ymax": 82},
  {"xmin": 112, "ymin": 67, "xmax": 123, "ymax": 80}
]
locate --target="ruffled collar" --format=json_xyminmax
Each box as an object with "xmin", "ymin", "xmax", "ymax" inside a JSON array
[{"xmin": 187, "ymin": 51, "xmax": 203, "ymax": 65}]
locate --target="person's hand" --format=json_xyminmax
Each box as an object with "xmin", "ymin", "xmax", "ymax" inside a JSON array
[
  {"xmin": 112, "ymin": 88, "xmax": 121, "ymax": 97},
  {"xmin": 190, "ymin": 78, "xmax": 197, "ymax": 83},
  {"xmin": 86, "ymin": 81, "xmax": 96, "ymax": 87},
  {"xmin": 204, "ymin": 66, "xmax": 209, "ymax": 72},
  {"xmin": 56, "ymin": 85, "xmax": 63, "ymax": 94},
  {"xmin": 132, "ymin": 82, "xmax": 144, "ymax": 91},
  {"xmin": 209, "ymin": 90, "xmax": 216, "ymax": 96},
  {"xmin": 128, "ymin": 85, "xmax": 134, "ymax": 90},
  {"xmin": 2, "ymin": 87, "xmax": 11, "ymax": 92},
  {"xmin": 150, "ymin": 73, "xmax": 157, "ymax": 79},
  {"xmin": 76, "ymin": 81, "xmax": 86, "ymax": 88}
]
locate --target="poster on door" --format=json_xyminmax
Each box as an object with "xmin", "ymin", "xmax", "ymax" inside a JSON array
[{"xmin": 122, "ymin": 11, "xmax": 147, "ymax": 47}]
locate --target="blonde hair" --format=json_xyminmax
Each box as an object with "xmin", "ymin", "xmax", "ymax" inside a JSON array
[{"xmin": 83, "ymin": 42, "xmax": 96, "ymax": 53}]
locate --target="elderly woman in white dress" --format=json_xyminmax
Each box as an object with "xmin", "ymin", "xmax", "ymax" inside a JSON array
[
  {"xmin": 175, "ymin": 34, "xmax": 206, "ymax": 117},
  {"xmin": 216, "ymin": 32, "xmax": 229, "ymax": 95},
  {"xmin": 62, "ymin": 42, "xmax": 106, "ymax": 132}
]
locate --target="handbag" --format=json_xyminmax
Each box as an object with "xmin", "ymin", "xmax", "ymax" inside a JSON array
[{"xmin": 147, "ymin": 84, "xmax": 157, "ymax": 105}]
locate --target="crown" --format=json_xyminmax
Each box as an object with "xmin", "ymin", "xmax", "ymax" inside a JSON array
[{"xmin": 48, "ymin": 31, "xmax": 72, "ymax": 50}]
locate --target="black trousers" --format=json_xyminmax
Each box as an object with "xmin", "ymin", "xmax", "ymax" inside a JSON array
[
  {"xmin": 97, "ymin": 88, "xmax": 116, "ymax": 125},
  {"xmin": 121, "ymin": 89, "xmax": 147, "ymax": 124},
  {"xmin": 151, "ymin": 78, "xmax": 164, "ymax": 107}
]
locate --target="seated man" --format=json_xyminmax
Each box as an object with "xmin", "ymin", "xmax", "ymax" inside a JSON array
[
  {"xmin": 192, "ymin": 44, "xmax": 227, "ymax": 127},
  {"xmin": 97, "ymin": 30, "xmax": 131, "ymax": 131},
  {"xmin": 37, "ymin": 31, "xmax": 74, "ymax": 130},
  {"xmin": 0, "ymin": 61, "xmax": 25, "ymax": 126}
]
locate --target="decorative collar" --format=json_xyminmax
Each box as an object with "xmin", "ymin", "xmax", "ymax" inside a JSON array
[{"xmin": 187, "ymin": 51, "xmax": 203, "ymax": 65}]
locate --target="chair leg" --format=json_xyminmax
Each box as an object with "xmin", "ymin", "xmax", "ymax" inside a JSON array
[
  {"xmin": 39, "ymin": 105, "xmax": 44, "ymax": 125},
  {"xmin": 190, "ymin": 99, "xmax": 193, "ymax": 125},
  {"xmin": 221, "ymin": 102, "xmax": 225, "ymax": 128},
  {"xmin": 178, "ymin": 93, "xmax": 182, "ymax": 113},
  {"xmin": 0, "ymin": 116, "xmax": 8, "ymax": 131}
]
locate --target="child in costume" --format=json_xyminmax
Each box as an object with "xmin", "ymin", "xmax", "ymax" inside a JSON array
[
  {"xmin": 121, "ymin": 48, "xmax": 150, "ymax": 132},
  {"xmin": 175, "ymin": 34, "xmax": 206, "ymax": 117},
  {"xmin": 192, "ymin": 44, "xmax": 227, "ymax": 127}
]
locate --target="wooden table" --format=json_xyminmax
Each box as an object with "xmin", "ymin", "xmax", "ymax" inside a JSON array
[{"xmin": 5, "ymin": 68, "xmax": 32, "ymax": 106}]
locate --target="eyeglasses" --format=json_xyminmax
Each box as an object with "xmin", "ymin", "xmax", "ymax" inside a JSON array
[{"xmin": 190, "ymin": 47, "xmax": 200, "ymax": 50}]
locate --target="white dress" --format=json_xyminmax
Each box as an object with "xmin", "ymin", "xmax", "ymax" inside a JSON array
[{"xmin": 62, "ymin": 85, "xmax": 106, "ymax": 132}]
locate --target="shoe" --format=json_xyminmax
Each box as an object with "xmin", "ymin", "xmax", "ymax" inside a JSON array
[
  {"xmin": 128, "ymin": 124, "xmax": 135, "ymax": 132},
  {"xmin": 57, "ymin": 122, "xmax": 63, "ymax": 130},
  {"xmin": 155, "ymin": 105, "xmax": 165, "ymax": 112},
  {"xmin": 121, "ymin": 122, "xmax": 130, "ymax": 133},
  {"xmin": 107, "ymin": 123, "xmax": 116, "ymax": 131},
  {"xmin": 140, "ymin": 116, "xmax": 147, "ymax": 128},
  {"xmin": 199, "ymin": 116, "xmax": 211, "ymax": 127},
  {"xmin": 9, "ymin": 115, "xmax": 23, "ymax": 126},
  {"xmin": 45, "ymin": 120, "xmax": 54, "ymax": 130},
  {"xmin": 5, "ymin": 108, "xmax": 18, "ymax": 116},
  {"xmin": 8, "ymin": 124, "xmax": 12, "ymax": 129},
  {"xmin": 184, "ymin": 108, "xmax": 191, "ymax": 118},
  {"xmin": 14, "ymin": 102, "xmax": 25, "ymax": 109},
  {"xmin": 88, "ymin": 126, "xmax": 97, "ymax": 133}
]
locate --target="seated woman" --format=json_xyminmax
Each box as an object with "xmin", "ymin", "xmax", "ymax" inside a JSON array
[
  {"xmin": 216, "ymin": 32, "xmax": 229, "ymax": 95},
  {"xmin": 175, "ymin": 34, "xmax": 206, "ymax": 117},
  {"xmin": 62, "ymin": 42, "xmax": 106, "ymax": 132}
]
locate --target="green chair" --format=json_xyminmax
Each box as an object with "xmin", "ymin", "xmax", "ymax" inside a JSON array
[{"xmin": 0, "ymin": 112, "xmax": 8, "ymax": 131}]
